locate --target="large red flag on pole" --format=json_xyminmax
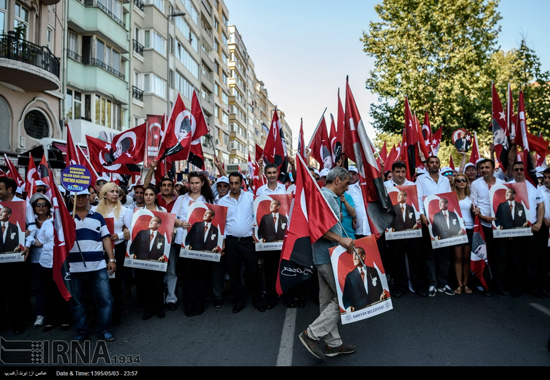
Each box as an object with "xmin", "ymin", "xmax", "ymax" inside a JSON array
[
  {"xmin": 517, "ymin": 91, "xmax": 537, "ymax": 186},
  {"xmin": 297, "ymin": 119, "xmax": 306, "ymax": 162},
  {"xmin": 156, "ymin": 93, "xmax": 189, "ymax": 162},
  {"xmin": 308, "ymin": 109, "xmax": 331, "ymax": 169},
  {"xmin": 4, "ymin": 154, "xmax": 24, "ymax": 189},
  {"xmin": 66, "ymin": 124, "xmax": 81, "ymax": 166},
  {"xmin": 263, "ymin": 108, "xmax": 289, "ymax": 183},
  {"xmin": 187, "ymin": 88, "xmax": 211, "ymax": 169},
  {"xmin": 50, "ymin": 169, "xmax": 76, "ymax": 301},
  {"xmin": 345, "ymin": 77, "xmax": 395, "ymax": 239},
  {"xmin": 492, "ymin": 83, "xmax": 510, "ymax": 170},
  {"xmin": 276, "ymin": 154, "xmax": 340, "ymax": 295},
  {"xmin": 469, "ymin": 132, "xmax": 481, "ymax": 165}
]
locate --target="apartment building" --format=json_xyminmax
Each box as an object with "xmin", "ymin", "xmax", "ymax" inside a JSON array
[{"xmin": 0, "ymin": 0, "xmax": 65, "ymax": 169}]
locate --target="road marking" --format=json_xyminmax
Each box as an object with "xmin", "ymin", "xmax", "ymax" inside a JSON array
[
  {"xmin": 276, "ymin": 307, "xmax": 297, "ymax": 366},
  {"xmin": 529, "ymin": 303, "xmax": 550, "ymax": 317}
]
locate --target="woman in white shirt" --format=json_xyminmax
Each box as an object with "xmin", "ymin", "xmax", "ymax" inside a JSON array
[
  {"xmin": 452, "ymin": 174, "xmax": 474, "ymax": 294},
  {"xmin": 171, "ymin": 172, "xmax": 215, "ymax": 317},
  {"xmin": 94, "ymin": 182, "xmax": 132, "ymax": 325},
  {"xmin": 27, "ymin": 193, "xmax": 71, "ymax": 332}
]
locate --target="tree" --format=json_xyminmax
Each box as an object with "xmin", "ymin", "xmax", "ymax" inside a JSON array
[
  {"xmin": 492, "ymin": 39, "xmax": 550, "ymax": 136},
  {"xmin": 362, "ymin": 0, "xmax": 501, "ymax": 141}
]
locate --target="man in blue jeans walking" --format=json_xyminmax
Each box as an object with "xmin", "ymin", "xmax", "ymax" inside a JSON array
[{"xmin": 69, "ymin": 189, "xmax": 117, "ymax": 342}]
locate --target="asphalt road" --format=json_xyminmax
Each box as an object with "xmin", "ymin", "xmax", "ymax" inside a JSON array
[{"xmin": 1, "ymin": 285, "xmax": 549, "ymax": 368}]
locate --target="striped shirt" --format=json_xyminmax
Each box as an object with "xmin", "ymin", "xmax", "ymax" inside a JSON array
[{"xmin": 69, "ymin": 209, "xmax": 110, "ymax": 273}]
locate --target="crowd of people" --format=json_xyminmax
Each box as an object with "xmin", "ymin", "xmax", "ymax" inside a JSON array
[{"xmin": 0, "ymin": 143, "xmax": 549, "ymax": 359}]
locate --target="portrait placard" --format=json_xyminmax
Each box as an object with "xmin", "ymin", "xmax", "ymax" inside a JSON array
[
  {"xmin": 452, "ymin": 128, "xmax": 472, "ymax": 153},
  {"xmin": 385, "ymin": 185, "xmax": 422, "ymax": 240},
  {"xmin": 490, "ymin": 182, "xmax": 533, "ymax": 238},
  {"xmin": 423, "ymin": 191, "xmax": 468, "ymax": 248},
  {"xmin": 330, "ymin": 235, "xmax": 392, "ymax": 325},
  {"xmin": 0, "ymin": 201, "xmax": 26, "ymax": 263},
  {"xmin": 253, "ymin": 194, "xmax": 293, "ymax": 251},
  {"xmin": 180, "ymin": 202, "xmax": 227, "ymax": 262},
  {"xmin": 125, "ymin": 209, "xmax": 174, "ymax": 272}
]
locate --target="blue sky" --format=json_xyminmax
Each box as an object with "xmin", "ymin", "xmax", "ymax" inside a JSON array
[{"xmin": 224, "ymin": 0, "xmax": 550, "ymax": 147}]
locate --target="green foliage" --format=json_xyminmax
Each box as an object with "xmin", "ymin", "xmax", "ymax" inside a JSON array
[
  {"xmin": 492, "ymin": 39, "xmax": 550, "ymax": 136},
  {"xmin": 363, "ymin": 0, "xmax": 502, "ymax": 140}
]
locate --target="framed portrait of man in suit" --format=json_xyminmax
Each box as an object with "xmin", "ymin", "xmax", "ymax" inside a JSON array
[
  {"xmin": 0, "ymin": 201, "xmax": 26, "ymax": 263},
  {"xmin": 385, "ymin": 185, "xmax": 422, "ymax": 240},
  {"xmin": 489, "ymin": 182, "xmax": 533, "ymax": 238},
  {"xmin": 253, "ymin": 194, "xmax": 293, "ymax": 251},
  {"xmin": 423, "ymin": 192, "xmax": 468, "ymax": 249},
  {"xmin": 452, "ymin": 128, "xmax": 472, "ymax": 153},
  {"xmin": 180, "ymin": 202, "xmax": 227, "ymax": 262},
  {"xmin": 125, "ymin": 209, "xmax": 175, "ymax": 272},
  {"xmin": 329, "ymin": 235, "xmax": 392, "ymax": 325}
]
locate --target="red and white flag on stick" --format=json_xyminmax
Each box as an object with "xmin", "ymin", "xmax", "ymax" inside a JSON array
[
  {"xmin": 156, "ymin": 94, "xmax": 190, "ymax": 162},
  {"xmin": 469, "ymin": 132, "xmax": 481, "ymax": 165},
  {"xmin": 430, "ymin": 127, "xmax": 442, "ymax": 156},
  {"xmin": 263, "ymin": 108, "xmax": 289, "ymax": 183},
  {"xmin": 187, "ymin": 88, "xmax": 211, "ymax": 169},
  {"xmin": 276, "ymin": 154, "xmax": 340, "ymax": 295},
  {"xmin": 345, "ymin": 77, "xmax": 395, "ymax": 239},
  {"xmin": 66, "ymin": 123, "xmax": 81, "ymax": 166},
  {"xmin": 492, "ymin": 83, "xmax": 510, "ymax": 171},
  {"xmin": 471, "ymin": 216, "xmax": 490, "ymax": 292},
  {"xmin": 449, "ymin": 155, "xmax": 455, "ymax": 171},
  {"xmin": 50, "ymin": 169, "xmax": 76, "ymax": 301},
  {"xmin": 4, "ymin": 154, "xmax": 24, "ymax": 189},
  {"xmin": 297, "ymin": 119, "xmax": 306, "ymax": 162},
  {"xmin": 309, "ymin": 109, "xmax": 331, "ymax": 169},
  {"xmin": 517, "ymin": 91, "xmax": 538, "ymax": 186}
]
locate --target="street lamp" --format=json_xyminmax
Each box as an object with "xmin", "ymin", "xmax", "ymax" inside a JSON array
[{"xmin": 166, "ymin": 11, "xmax": 186, "ymax": 116}]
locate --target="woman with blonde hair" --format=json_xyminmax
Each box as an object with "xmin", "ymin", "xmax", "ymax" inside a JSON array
[
  {"xmin": 94, "ymin": 182, "xmax": 132, "ymax": 324},
  {"xmin": 452, "ymin": 173, "xmax": 474, "ymax": 294}
]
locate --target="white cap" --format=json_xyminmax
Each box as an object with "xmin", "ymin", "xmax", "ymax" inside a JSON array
[
  {"xmin": 15, "ymin": 186, "xmax": 23, "ymax": 195},
  {"xmin": 216, "ymin": 176, "xmax": 229, "ymax": 185},
  {"xmin": 348, "ymin": 165, "xmax": 358, "ymax": 173},
  {"xmin": 319, "ymin": 168, "xmax": 330, "ymax": 177},
  {"xmin": 464, "ymin": 163, "xmax": 476, "ymax": 170},
  {"xmin": 74, "ymin": 188, "xmax": 90, "ymax": 196},
  {"xmin": 96, "ymin": 176, "xmax": 109, "ymax": 184},
  {"xmin": 35, "ymin": 180, "xmax": 50, "ymax": 190},
  {"xmin": 440, "ymin": 166, "xmax": 453, "ymax": 173},
  {"xmin": 313, "ymin": 168, "xmax": 320, "ymax": 176}
]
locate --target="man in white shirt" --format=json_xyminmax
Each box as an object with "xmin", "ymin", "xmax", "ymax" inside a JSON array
[
  {"xmin": 539, "ymin": 168, "xmax": 550, "ymax": 296},
  {"xmin": 218, "ymin": 172, "xmax": 266, "ymax": 313},
  {"xmin": 256, "ymin": 163, "xmax": 286, "ymax": 196},
  {"xmin": 384, "ymin": 161, "xmax": 427, "ymax": 298},
  {"xmin": 416, "ymin": 156, "xmax": 453, "ymax": 297},
  {"xmin": 502, "ymin": 161, "xmax": 545, "ymax": 297},
  {"xmin": 470, "ymin": 158, "xmax": 504, "ymax": 295}
]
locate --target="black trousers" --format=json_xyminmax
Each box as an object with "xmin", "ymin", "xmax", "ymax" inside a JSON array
[{"xmin": 225, "ymin": 236, "xmax": 262, "ymax": 306}]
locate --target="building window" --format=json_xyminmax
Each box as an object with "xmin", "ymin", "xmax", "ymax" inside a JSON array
[
  {"xmin": 145, "ymin": 30, "xmax": 165, "ymax": 56},
  {"xmin": 181, "ymin": 0, "xmax": 198, "ymax": 26},
  {"xmin": 144, "ymin": 73, "xmax": 166, "ymax": 98},
  {"xmin": 95, "ymin": 94, "xmax": 122, "ymax": 129},
  {"xmin": 0, "ymin": 0, "xmax": 7, "ymax": 35},
  {"xmin": 147, "ymin": 0, "xmax": 164, "ymax": 12},
  {"xmin": 14, "ymin": 2, "xmax": 29, "ymax": 39},
  {"xmin": 174, "ymin": 16, "xmax": 198, "ymax": 52},
  {"xmin": 175, "ymin": 41, "xmax": 199, "ymax": 79},
  {"xmin": 174, "ymin": 71, "xmax": 193, "ymax": 100},
  {"xmin": 24, "ymin": 110, "xmax": 49, "ymax": 140},
  {"xmin": 0, "ymin": 96, "xmax": 10, "ymax": 150}
]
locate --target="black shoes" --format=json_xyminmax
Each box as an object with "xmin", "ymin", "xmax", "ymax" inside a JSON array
[
  {"xmin": 166, "ymin": 303, "xmax": 177, "ymax": 311},
  {"xmin": 232, "ymin": 303, "xmax": 245, "ymax": 313}
]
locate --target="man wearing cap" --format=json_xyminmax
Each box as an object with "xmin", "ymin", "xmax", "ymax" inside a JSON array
[
  {"xmin": 35, "ymin": 180, "xmax": 50, "ymax": 195},
  {"xmin": 69, "ymin": 188, "xmax": 117, "ymax": 342},
  {"xmin": 94, "ymin": 177, "xmax": 109, "ymax": 196},
  {"xmin": 464, "ymin": 163, "xmax": 478, "ymax": 183}
]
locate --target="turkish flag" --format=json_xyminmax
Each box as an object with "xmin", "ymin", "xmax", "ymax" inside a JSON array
[
  {"xmin": 4, "ymin": 153, "xmax": 24, "ymax": 189},
  {"xmin": 449, "ymin": 155, "xmax": 455, "ymax": 171},
  {"xmin": 431, "ymin": 127, "xmax": 442, "ymax": 156},
  {"xmin": 26, "ymin": 153, "xmax": 40, "ymax": 196},
  {"xmin": 263, "ymin": 109, "xmax": 289, "ymax": 183},
  {"xmin": 77, "ymin": 145, "xmax": 98, "ymax": 189},
  {"xmin": 66, "ymin": 124, "xmax": 81, "ymax": 166},
  {"xmin": 492, "ymin": 83, "xmax": 510, "ymax": 171},
  {"xmin": 470, "ymin": 216, "xmax": 490, "ymax": 291},
  {"xmin": 85, "ymin": 135, "xmax": 136, "ymax": 175},
  {"xmin": 329, "ymin": 113, "xmax": 343, "ymax": 166},
  {"xmin": 108, "ymin": 123, "xmax": 146, "ymax": 170},
  {"xmin": 345, "ymin": 77, "xmax": 395, "ymax": 239},
  {"xmin": 156, "ymin": 94, "xmax": 190, "ymax": 162},
  {"xmin": 297, "ymin": 119, "xmax": 306, "ymax": 162},
  {"xmin": 50, "ymin": 168, "xmax": 76, "ymax": 301},
  {"xmin": 276, "ymin": 154, "xmax": 339, "ymax": 295},
  {"xmin": 255, "ymin": 143, "xmax": 264, "ymax": 163},
  {"xmin": 385, "ymin": 144, "xmax": 399, "ymax": 172},
  {"xmin": 309, "ymin": 111, "xmax": 331, "ymax": 169},
  {"xmin": 145, "ymin": 114, "xmax": 164, "ymax": 168},
  {"xmin": 422, "ymin": 112, "xmax": 433, "ymax": 155},
  {"xmin": 469, "ymin": 132, "xmax": 481, "ymax": 165},
  {"xmin": 187, "ymin": 89, "xmax": 211, "ymax": 170}
]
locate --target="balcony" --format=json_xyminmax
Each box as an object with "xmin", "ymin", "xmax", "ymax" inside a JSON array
[
  {"xmin": 0, "ymin": 32, "xmax": 60, "ymax": 91},
  {"xmin": 82, "ymin": 56, "xmax": 125, "ymax": 80},
  {"xmin": 85, "ymin": 0, "xmax": 126, "ymax": 29},
  {"xmin": 133, "ymin": 39, "xmax": 144, "ymax": 56},
  {"xmin": 132, "ymin": 86, "xmax": 144, "ymax": 101},
  {"xmin": 133, "ymin": 0, "xmax": 144, "ymax": 12}
]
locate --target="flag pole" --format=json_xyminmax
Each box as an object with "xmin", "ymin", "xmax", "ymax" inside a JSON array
[{"xmin": 307, "ymin": 107, "xmax": 328, "ymax": 148}]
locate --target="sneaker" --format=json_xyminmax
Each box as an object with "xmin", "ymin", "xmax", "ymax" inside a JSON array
[
  {"xmin": 428, "ymin": 286, "xmax": 436, "ymax": 297},
  {"xmin": 325, "ymin": 344, "xmax": 356, "ymax": 357},
  {"xmin": 97, "ymin": 331, "xmax": 116, "ymax": 342},
  {"xmin": 442, "ymin": 285, "xmax": 455, "ymax": 296},
  {"xmin": 299, "ymin": 330, "xmax": 325, "ymax": 359},
  {"xmin": 34, "ymin": 315, "xmax": 45, "ymax": 327}
]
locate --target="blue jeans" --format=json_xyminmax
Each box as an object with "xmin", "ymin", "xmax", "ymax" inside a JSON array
[{"xmin": 70, "ymin": 269, "xmax": 113, "ymax": 335}]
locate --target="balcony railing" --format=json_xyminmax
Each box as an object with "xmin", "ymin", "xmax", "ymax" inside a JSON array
[
  {"xmin": 132, "ymin": 86, "xmax": 144, "ymax": 101},
  {"xmin": 0, "ymin": 32, "xmax": 60, "ymax": 78},
  {"xmin": 85, "ymin": 0, "xmax": 126, "ymax": 29},
  {"xmin": 67, "ymin": 49, "xmax": 82, "ymax": 63},
  {"xmin": 133, "ymin": 39, "xmax": 144, "ymax": 56},
  {"xmin": 82, "ymin": 56, "xmax": 125, "ymax": 80},
  {"xmin": 134, "ymin": 0, "xmax": 144, "ymax": 11}
]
